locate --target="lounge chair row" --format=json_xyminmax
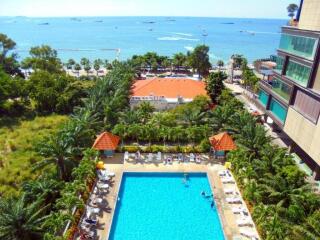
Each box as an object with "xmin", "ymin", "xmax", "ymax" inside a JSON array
[
  {"xmin": 124, "ymin": 151, "xmax": 206, "ymax": 164},
  {"xmin": 219, "ymin": 170, "xmax": 259, "ymax": 240},
  {"xmin": 78, "ymin": 166, "xmax": 116, "ymax": 239}
]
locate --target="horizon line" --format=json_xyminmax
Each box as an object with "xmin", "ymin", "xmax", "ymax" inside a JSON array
[{"xmin": 0, "ymin": 15, "xmax": 289, "ymax": 20}]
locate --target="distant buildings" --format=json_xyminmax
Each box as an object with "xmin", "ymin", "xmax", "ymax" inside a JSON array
[
  {"xmin": 130, "ymin": 78, "xmax": 207, "ymax": 110},
  {"xmin": 256, "ymin": 0, "xmax": 320, "ymax": 180}
]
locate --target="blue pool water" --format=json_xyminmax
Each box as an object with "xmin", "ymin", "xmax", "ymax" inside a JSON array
[{"xmin": 109, "ymin": 172, "xmax": 224, "ymax": 240}]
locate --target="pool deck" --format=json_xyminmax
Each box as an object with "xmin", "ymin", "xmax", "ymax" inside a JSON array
[{"xmin": 89, "ymin": 154, "xmax": 258, "ymax": 240}]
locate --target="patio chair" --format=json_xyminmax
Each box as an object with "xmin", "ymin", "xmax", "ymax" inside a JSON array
[
  {"xmin": 240, "ymin": 229, "xmax": 258, "ymax": 239},
  {"xmin": 221, "ymin": 177, "xmax": 235, "ymax": 184},
  {"xmin": 236, "ymin": 217, "xmax": 254, "ymax": 227},
  {"xmin": 224, "ymin": 188, "xmax": 237, "ymax": 195},
  {"xmin": 156, "ymin": 152, "xmax": 162, "ymax": 162},
  {"xmin": 97, "ymin": 183, "xmax": 109, "ymax": 189},
  {"xmin": 148, "ymin": 153, "xmax": 153, "ymax": 162},
  {"xmin": 226, "ymin": 197, "xmax": 242, "ymax": 204},
  {"xmin": 232, "ymin": 206, "xmax": 248, "ymax": 214},
  {"xmin": 190, "ymin": 153, "xmax": 195, "ymax": 162},
  {"xmin": 195, "ymin": 155, "xmax": 201, "ymax": 164}
]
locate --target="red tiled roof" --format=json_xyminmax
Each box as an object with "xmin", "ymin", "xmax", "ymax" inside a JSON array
[
  {"xmin": 132, "ymin": 78, "xmax": 207, "ymax": 98},
  {"xmin": 209, "ymin": 132, "xmax": 237, "ymax": 151},
  {"xmin": 92, "ymin": 132, "xmax": 120, "ymax": 151}
]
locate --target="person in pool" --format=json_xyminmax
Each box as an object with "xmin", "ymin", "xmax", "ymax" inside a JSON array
[
  {"xmin": 201, "ymin": 191, "xmax": 213, "ymax": 198},
  {"xmin": 211, "ymin": 201, "xmax": 215, "ymax": 208}
]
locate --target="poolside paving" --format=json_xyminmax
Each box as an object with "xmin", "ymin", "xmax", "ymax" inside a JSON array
[{"xmin": 89, "ymin": 154, "xmax": 258, "ymax": 240}]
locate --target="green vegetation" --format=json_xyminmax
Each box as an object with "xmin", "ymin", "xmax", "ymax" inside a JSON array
[
  {"xmin": 287, "ymin": 3, "xmax": 299, "ymax": 19},
  {"xmin": 0, "ymin": 32, "xmax": 318, "ymax": 240},
  {"xmin": 210, "ymin": 93, "xmax": 320, "ymax": 239},
  {"xmin": 0, "ymin": 115, "xmax": 68, "ymax": 195}
]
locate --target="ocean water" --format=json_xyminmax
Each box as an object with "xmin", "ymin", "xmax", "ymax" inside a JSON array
[
  {"xmin": 0, "ymin": 16, "xmax": 285, "ymax": 63},
  {"xmin": 109, "ymin": 172, "xmax": 224, "ymax": 240}
]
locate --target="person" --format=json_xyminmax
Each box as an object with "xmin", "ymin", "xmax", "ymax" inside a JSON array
[
  {"xmin": 201, "ymin": 191, "xmax": 206, "ymax": 196},
  {"xmin": 211, "ymin": 201, "xmax": 215, "ymax": 208}
]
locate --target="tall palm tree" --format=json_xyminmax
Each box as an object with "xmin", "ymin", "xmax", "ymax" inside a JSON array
[
  {"xmin": 0, "ymin": 194, "xmax": 49, "ymax": 240},
  {"xmin": 35, "ymin": 133, "xmax": 77, "ymax": 182}
]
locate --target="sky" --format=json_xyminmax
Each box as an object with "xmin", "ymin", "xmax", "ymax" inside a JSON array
[{"xmin": 0, "ymin": 0, "xmax": 300, "ymax": 19}]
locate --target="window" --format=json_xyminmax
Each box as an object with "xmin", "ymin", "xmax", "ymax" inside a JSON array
[
  {"xmin": 269, "ymin": 98, "xmax": 287, "ymax": 123},
  {"xmin": 275, "ymin": 56, "xmax": 285, "ymax": 74},
  {"xmin": 286, "ymin": 60, "xmax": 311, "ymax": 87},
  {"xmin": 258, "ymin": 89, "xmax": 269, "ymax": 107},
  {"xmin": 272, "ymin": 78, "xmax": 292, "ymax": 102},
  {"xmin": 279, "ymin": 33, "xmax": 318, "ymax": 60},
  {"xmin": 293, "ymin": 90, "xmax": 320, "ymax": 123}
]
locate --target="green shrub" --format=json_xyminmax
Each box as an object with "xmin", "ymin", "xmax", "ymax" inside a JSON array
[{"xmin": 122, "ymin": 145, "xmax": 140, "ymax": 153}]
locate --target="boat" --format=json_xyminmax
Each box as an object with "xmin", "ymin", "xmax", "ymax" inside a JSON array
[
  {"xmin": 142, "ymin": 21, "xmax": 155, "ymax": 24},
  {"xmin": 38, "ymin": 22, "xmax": 49, "ymax": 25},
  {"xmin": 221, "ymin": 22, "xmax": 235, "ymax": 25}
]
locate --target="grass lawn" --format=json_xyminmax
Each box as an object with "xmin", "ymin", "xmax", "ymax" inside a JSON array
[{"xmin": 0, "ymin": 115, "xmax": 68, "ymax": 196}]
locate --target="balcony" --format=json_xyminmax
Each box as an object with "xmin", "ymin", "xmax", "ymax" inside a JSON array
[
  {"xmin": 269, "ymin": 98, "xmax": 288, "ymax": 123},
  {"xmin": 260, "ymin": 78, "xmax": 292, "ymax": 102},
  {"xmin": 257, "ymin": 89, "xmax": 269, "ymax": 107},
  {"xmin": 285, "ymin": 60, "xmax": 311, "ymax": 87},
  {"xmin": 279, "ymin": 33, "xmax": 318, "ymax": 60}
]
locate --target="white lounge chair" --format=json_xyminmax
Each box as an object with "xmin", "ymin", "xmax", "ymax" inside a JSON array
[
  {"xmin": 224, "ymin": 188, "xmax": 237, "ymax": 195},
  {"xmin": 237, "ymin": 218, "xmax": 254, "ymax": 227},
  {"xmin": 98, "ymin": 173, "xmax": 110, "ymax": 181},
  {"xmin": 221, "ymin": 177, "xmax": 235, "ymax": 184},
  {"xmin": 190, "ymin": 153, "xmax": 195, "ymax": 162},
  {"xmin": 232, "ymin": 206, "xmax": 248, "ymax": 214},
  {"xmin": 195, "ymin": 155, "xmax": 201, "ymax": 164},
  {"xmin": 240, "ymin": 229, "xmax": 258, "ymax": 239},
  {"xmin": 101, "ymin": 167, "xmax": 115, "ymax": 177},
  {"xmin": 148, "ymin": 153, "xmax": 153, "ymax": 162},
  {"xmin": 226, "ymin": 197, "xmax": 242, "ymax": 204},
  {"xmin": 97, "ymin": 183, "xmax": 109, "ymax": 189},
  {"xmin": 157, "ymin": 152, "xmax": 162, "ymax": 162},
  {"xmin": 124, "ymin": 151, "xmax": 129, "ymax": 161}
]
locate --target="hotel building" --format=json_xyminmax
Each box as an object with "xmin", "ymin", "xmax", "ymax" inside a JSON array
[{"xmin": 256, "ymin": 0, "xmax": 320, "ymax": 180}]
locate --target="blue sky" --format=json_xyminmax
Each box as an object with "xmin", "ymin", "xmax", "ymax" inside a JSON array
[{"xmin": 0, "ymin": 0, "xmax": 300, "ymax": 18}]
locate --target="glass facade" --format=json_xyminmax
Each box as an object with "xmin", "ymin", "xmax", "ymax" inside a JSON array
[
  {"xmin": 258, "ymin": 89, "xmax": 269, "ymax": 107},
  {"xmin": 286, "ymin": 60, "xmax": 311, "ymax": 87},
  {"xmin": 272, "ymin": 78, "xmax": 292, "ymax": 102},
  {"xmin": 279, "ymin": 33, "xmax": 318, "ymax": 60},
  {"xmin": 275, "ymin": 56, "xmax": 285, "ymax": 74},
  {"xmin": 269, "ymin": 98, "xmax": 287, "ymax": 123}
]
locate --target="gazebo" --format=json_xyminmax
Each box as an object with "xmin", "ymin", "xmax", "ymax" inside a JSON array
[
  {"xmin": 92, "ymin": 132, "xmax": 120, "ymax": 157},
  {"xmin": 209, "ymin": 132, "xmax": 236, "ymax": 158}
]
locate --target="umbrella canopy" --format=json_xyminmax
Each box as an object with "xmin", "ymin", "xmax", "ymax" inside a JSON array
[
  {"xmin": 92, "ymin": 132, "xmax": 120, "ymax": 151},
  {"xmin": 209, "ymin": 132, "xmax": 236, "ymax": 151}
]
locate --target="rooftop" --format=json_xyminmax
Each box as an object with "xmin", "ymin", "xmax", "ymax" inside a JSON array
[
  {"xmin": 209, "ymin": 132, "xmax": 237, "ymax": 151},
  {"xmin": 132, "ymin": 78, "xmax": 207, "ymax": 99},
  {"xmin": 92, "ymin": 132, "xmax": 120, "ymax": 151}
]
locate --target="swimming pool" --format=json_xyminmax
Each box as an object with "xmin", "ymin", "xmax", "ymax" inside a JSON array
[{"xmin": 109, "ymin": 172, "xmax": 225, "ymax": 240}]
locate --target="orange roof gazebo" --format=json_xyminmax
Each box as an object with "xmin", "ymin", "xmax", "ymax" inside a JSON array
[
  {"xmin": 209, "ymin": 132, "xmax": 237, "ymax": 151},
  {"xmin": 92, "ymin": 132, "xmax": 120, "ymax": 151}
]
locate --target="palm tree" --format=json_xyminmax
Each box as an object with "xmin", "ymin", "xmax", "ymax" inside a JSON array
[
  {"xmin": 287, "ymin": 4, "xmax": 299, "ymax": 19},
  {"xmin": 35, "ymin": 133, "xmax": 78, "ymax": 182},
  {"xmin": 93, "ymin": 59, "xmax": 103, "ymax": 76},
  {"xmin": 216, "ymin": 60, "xmax": 224, "ymax": 69},
  {"xmin": 173, "ymin": 52, "xmax": 187, "ymax": 72},
  {"xmin": 74, "ymin": 63, "xmax": 81, "ymax": 77},
  {"xmin": 291, "ymin": 210, "xmax": 320, "ymax": 240},
  {"xmin": 0, "ymin": 194, "xmax": 49, "ymax": 240},
  {"xmin": 22, "ymin": 177, "xmax": 63, "ymax": 205}
]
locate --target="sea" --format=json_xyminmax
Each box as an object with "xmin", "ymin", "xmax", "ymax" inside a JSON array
[{"xmin": 0, "ymin": 16, "xmax": 286, "ymax": 63}]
